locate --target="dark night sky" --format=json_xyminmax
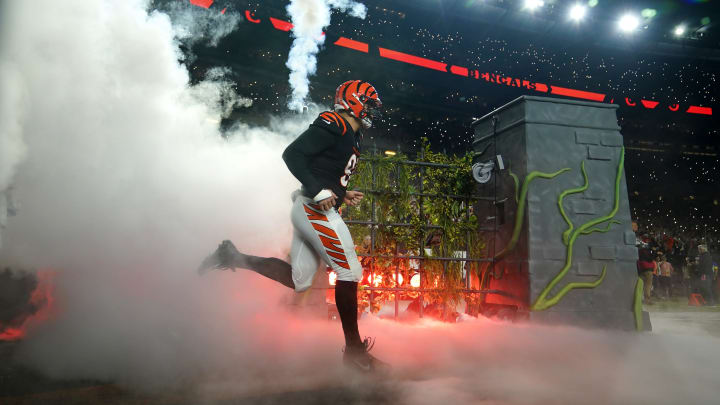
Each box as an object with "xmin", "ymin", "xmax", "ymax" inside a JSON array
[{"xmin": 158, "ymin": 0, "xmax": 720, "ymax": 233}]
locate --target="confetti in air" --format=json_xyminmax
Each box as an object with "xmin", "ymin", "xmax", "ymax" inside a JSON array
[{"xmin": 285, "ymin": 0, "xmax": 367, "ymax": 112}]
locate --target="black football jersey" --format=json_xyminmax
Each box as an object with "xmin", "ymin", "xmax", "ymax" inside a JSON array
[{"xmin": 282, "ymin": 111, "xmax": 361, "ymax": 207}]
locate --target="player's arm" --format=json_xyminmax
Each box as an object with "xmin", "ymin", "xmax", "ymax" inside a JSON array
[{"xmin": 282, "ymin": 125, "xmax": 337, "ymax": 204}]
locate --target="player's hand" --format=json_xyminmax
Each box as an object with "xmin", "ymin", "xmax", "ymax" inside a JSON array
[
  {"xmin": 344, "ymin": 190, "xmax": 364, "ymax": 206},
  {"xmin": 318, "ymin": 191, "xmax": 338, "ymax": 211}
]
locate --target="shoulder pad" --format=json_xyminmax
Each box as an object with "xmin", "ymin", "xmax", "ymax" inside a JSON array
[{"xmin": 311, "ymin": 111, "xmax": 348, "ymax": 136}]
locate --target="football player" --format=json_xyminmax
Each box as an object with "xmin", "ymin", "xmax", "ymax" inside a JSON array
[{"xmin": 199, "ymin": 80, "xmax": 387, "ymax": 373}]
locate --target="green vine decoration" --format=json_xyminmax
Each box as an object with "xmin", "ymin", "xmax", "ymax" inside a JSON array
[
  {"xmin": 531, "ymin": 147, "xmax": 625, "ymax": 311},
  {"xmin": 633, "ymin": 276, "xmax": 644, "ymax": 331},
  {"xmin": 494, "ymin": 168, "xmax": 570, "ymax": 260},
  {"xmin": 580, "ymin": 220, "xmax": 621, "ymax": 235},
  {"xmin": 508, "ymin": 169, "xmax": 519, "ymax": 203},
  {"xmin": 558, "ymin": 161, "xmax": 589, "ymax": 245},
  {"xmin": 346, "ymin": 138, "xmax": 483, "ymax": 312}
]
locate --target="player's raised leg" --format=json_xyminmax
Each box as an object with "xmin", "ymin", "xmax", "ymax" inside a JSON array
[{"xmin": 197, "ymin": 239, "xmax": 295, "ymax": 289}]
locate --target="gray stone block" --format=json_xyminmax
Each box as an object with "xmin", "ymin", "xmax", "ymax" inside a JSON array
[
  {"xmin": 624, "ymin": 231, "xmax": 637, "ymax": 245},
  {"xmin": 570, "ymin": 199, "xmax": 597, "ymax": 215},
  {"xmin": 589, "ymin": 245, "xmax": 616, "ymax": 260},
  {"xmin": 600, "ymin": 133, "xmax": 623, "ymax": 147},
  {"xmin": 587, "ymin": 145, "xmax": 613, "ymax": 160},
  {"xmin": 473, "ymin": 96, "xmax": 643, "ymax": 331},
  {"xmin": 543, "ymin": 247, "xmax": 567, "ymax": 260},
  {"xmin": 577, "ymin": 261, "xmax": 603, "ymax": 276},
  {"xmin": 617, "ymin": 246, "xmax": 639, "ymax": 261},
  {"xmin": 575, "ymin": 131, "xmax": 599, "ymax": 145},
  {"xmin": 581, "ymin": 191, "xmax": 607, "ymax": 201}
]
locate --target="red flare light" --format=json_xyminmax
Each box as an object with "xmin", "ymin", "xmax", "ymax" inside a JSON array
[
  {"xmin": 189, "ymin": 0, "xmax": 213, "ymax": 8},
  {"xmin": 410, "ymin": 273, "xmax": 421, "ymax": 288},
  {"xmin": 0, "ymin": 270, "xmax": 55, "ymax": 341}
]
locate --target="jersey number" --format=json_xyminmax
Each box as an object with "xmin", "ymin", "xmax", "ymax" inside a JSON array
[{"xmin": 340, "ymin": 154, "xmax": 358, "ymax": 187}]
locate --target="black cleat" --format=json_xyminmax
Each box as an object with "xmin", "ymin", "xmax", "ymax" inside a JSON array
[
  {"xmin": 197, "ymin": 240, "xmax": 245, "ymax": 275},
  {"xmin": 343, "ymin": 337, "xmax": 390, "ymax": 374}
]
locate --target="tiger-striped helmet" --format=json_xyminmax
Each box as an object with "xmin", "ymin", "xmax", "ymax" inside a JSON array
[{"xmin": 334, "ymin": 80, "xmax": 382, "ymax": 129}]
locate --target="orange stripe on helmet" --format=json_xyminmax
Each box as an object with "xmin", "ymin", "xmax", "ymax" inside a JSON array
[
  {"xmin": 326, "ymin": 249, "xmax": 348, "ymax": 262},
  {"xmin": 359, "ymin": 82, "xmax": 371, "ymax": 97},
  {"xmin": 345, "ymin": 80, "xmax": 359, "ymax": 103},
  {"xmin": 312, "ymin": 222, "xmax": 339, "ymax": 239},
  {"xmin": 304, "ymin": 205, "xmax": 328, "ymax": 222},
  {"xmin": 319, "ymin": 234, "xmax": 344, "ymax": 253}
]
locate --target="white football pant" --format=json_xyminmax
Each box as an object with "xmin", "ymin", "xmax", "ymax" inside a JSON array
[{"xmin": 290, "ymin": 193, "xmax": 363, "ymax": 292}]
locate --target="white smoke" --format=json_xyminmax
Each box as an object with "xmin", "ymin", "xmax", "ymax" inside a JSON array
[
  {"xmin": 285, "ymin": 0, "xmax": 367, "ymax": 111},
  {"xmin": 0, "ymin": 8, "xmax": 28, "ymax": 250},
  {"xmin": 0, "ymin": 64, "xmax": 27, "ymax": 193},
  {"xmin": 0, "ymin": 0, "xmax": 316, "ymax": 388},
  {"xmin": 2, "ymin": 1, "xmax": 720, "ymax": 403},
  {"xmin": 190, "ymin": 67, "xmax": 253, "ymax": 120},
  {"xmin": 163, "ymin": 0, "xmax": 242, "ymax": 48}
]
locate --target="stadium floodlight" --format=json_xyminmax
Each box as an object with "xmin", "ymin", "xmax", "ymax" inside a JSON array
[
  {"xmin": 674, "ymin": 24, "xmax": 686, "ymax": 36},
  {"xmin": 569, "ymin": 4, "xmax": 587, "ymax": 22},
  {"xmin": 524, "ymin": 0, "xmax": 544, "ymax": 11},
  {"xmin": 618, "ymin": 14, "xmax": 640, "ymax": 32}
]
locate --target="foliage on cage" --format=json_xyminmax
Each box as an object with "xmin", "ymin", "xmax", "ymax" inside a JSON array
[{"xmin": 345, "ymin": 139, "xmax": 486, "ymax": 314}]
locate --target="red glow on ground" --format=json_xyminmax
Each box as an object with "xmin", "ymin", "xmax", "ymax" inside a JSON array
[
  {"xmin": 0, "ymin": 271, "xmax": 55, "ymax": 341},
  {"xmin": 449, "ymin": 65, "xmax": 469, "ymax": 76},
  {"xmin": 378, "ymin": 47, "xmax": 447, "ymax": 72},
  {"xmin": 269, "ymin": 17, "xmax": 293, "ymax": 32},
  {"xmin": 687, "ymin": 105, "xmax": 712, "ymax": 115},
  {"xmin": 189, "ymin": 0, "xmax": 213, "ymax": 9},
  {"xmin": 334, "ymin": 37, "xmax": 369, "ymax": 53},
  {"xmin": 640, "ymin": 100, "xmax": 659, "ymax": 109},
  {"xmin": 0, "ymin": 327, "xmax": 24, "ymax": 341},
  {"xmin": 550, "ymin": 86, "xmax": 605, "ymax": 102}
]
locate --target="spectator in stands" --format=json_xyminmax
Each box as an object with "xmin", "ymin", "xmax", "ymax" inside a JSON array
[
  {"xmin": 657, "ymin": 253, "xmax": 674, "ymax": 299},
  {"xmin": 697, "ymin": 244, "xmax": 716, "ymax": 306},
  {"xmin": 637, "ymin": 241, "xmax": 655, "ymax": 304},
  {"xmin": 652, "ymin": 255, "xmax": 660, "ymax": 299},
  {"xmin": 682, "ymin": 256, "xmax": 693, "ymax": 298}
]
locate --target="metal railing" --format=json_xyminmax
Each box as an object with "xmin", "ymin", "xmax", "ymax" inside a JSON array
[{"xmin": 340, "ymin": 149, "xmax": 500, "ymax": 319}]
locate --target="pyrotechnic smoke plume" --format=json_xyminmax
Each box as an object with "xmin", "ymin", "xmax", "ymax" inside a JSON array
[
  {"xmin": 1, "ymin": 1, "xmax": 720, "ymax": 404},
  {"xmin": 161, "ymin": 0, "xmax": 242, "ymax": 48},
  {"xmin": 285, "ymin": 0, "xmax": 367, "ymax": 111},
  {"xmin": 0, "ymin": 0, "xmax": 319, "ymax": 389}
]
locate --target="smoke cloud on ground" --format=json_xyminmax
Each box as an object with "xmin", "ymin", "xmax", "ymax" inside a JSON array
[{"xmin": 1, "ymin": 1, "xmax": 719, "ymax": 404}]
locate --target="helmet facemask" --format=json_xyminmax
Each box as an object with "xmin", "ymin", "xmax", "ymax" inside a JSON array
[{"xmin": 358, "ymin": 96, "xmax": 382, "ymax": 129}]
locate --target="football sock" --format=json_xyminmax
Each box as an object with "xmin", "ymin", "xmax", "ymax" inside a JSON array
[
  {"xmin": 237, "ymin": 254, "xmax": 295, "ymax": 290},
  {"xmin": 335, "ymin": 280, "xmax": 362, "ymax": 348}
]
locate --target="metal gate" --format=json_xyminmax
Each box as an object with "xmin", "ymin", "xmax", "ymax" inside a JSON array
[{"xmin": 337, "ymin": 147, "xmax": 507, "ymax": 320}]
